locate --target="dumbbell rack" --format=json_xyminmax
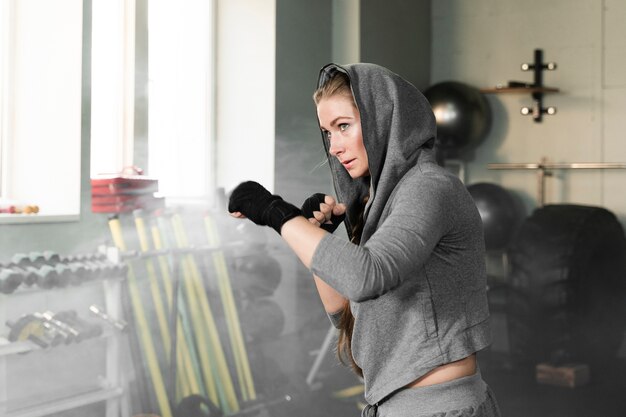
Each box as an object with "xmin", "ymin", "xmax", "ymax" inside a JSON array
[
  {"xmin": 480, "ymin": 48, "xmax": 559, "ymax": 122},
  {"xmin": 0, "ymin": 254, "xmax": 129, "ymax": 417}
]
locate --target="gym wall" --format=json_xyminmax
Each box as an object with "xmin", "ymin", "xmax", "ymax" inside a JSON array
[{"xmin": 432, "ymin": 0, "xmax": 626, "ymax": 229}]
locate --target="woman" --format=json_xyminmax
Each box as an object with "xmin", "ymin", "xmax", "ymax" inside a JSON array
[{"xmin": 228, "ymin": 63, "xmax": 501, "ymax": 417}]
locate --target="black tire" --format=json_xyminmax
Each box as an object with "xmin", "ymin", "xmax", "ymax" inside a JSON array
[{"xmin": 506, "ymin": 204, "xmax": 626, "ymax": 367}]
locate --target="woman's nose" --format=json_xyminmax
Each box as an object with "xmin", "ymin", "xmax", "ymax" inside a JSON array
[{"xmin": 329, "ymin": 136, "xmax": 344, "ymax": 156}]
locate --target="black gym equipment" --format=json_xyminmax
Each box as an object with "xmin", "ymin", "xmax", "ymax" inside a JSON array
[
  {"xmin": 20, "ymin": 265, "xmax": 38, "ymax": 286},
  {"xmin": 54, "ymin": 263, "xmax": 73, "ymax": 287},
  {"xmin": 240, "ymin": 298, "xmax": 285, "ymax": 341},
  {"xmin": 466, "ymin": 182, "xmax": 525, "ymax": 250},
  {"xmin": 11, "ymin": 253, "xmax": 32, "ymax": 268},
  {"xmin": 231, "ymin": 222, "xmax": 268, "ymax": 250},
  {"xmin": 31, "ymin": 265, "xmax": 59, "ymax": 289},
  {"xmin": 424, "ymin": 81, "xmax": 492, "ymax": 160},
  {"xmin": 518, "ymin": 49, "xmax": 558, "ymax": 122},
  {"xmin": 66, "ymin": 261, "xmax": 89, "ymax": 285},
  {"xmin": 234, "ymin": 254, "xmax": 282, "ymax": 298},
  {"xmin": 174, "ymin": 394, "xmax": 223, "ymax": 417},
  {"xmin": 25, "ymin": 251, "xmax": 60, "ymax": 268},
  {"xmin": 506, "ymin": 204, "xmax": 626, "ymax": 368},
  {"xmin": 0, "ymin": 253, "xmax": 118, "ymax": 290},
  {"xmin": 0, "ymin": 267, "xmax": 24, "ymax": 294}
]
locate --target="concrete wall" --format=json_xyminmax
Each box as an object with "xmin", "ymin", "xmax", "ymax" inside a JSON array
[
  {"xmin": 361, "ymin": 0, "xmax": 431, "ymax": 90},
  {"xmin": 432, "ymin": 0, "xmax": 626, "ymax": 227},
  {"xmin": 274, "ymin": 0, "xmax": 334, "ymax": 204}
]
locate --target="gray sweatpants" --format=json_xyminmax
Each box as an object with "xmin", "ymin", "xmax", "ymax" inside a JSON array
[{"xmin": 361, "ymin": 370, "xmax": 501, "ymax": 417}]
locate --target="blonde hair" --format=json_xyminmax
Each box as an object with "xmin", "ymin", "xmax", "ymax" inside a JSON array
[{"xmin": 313, "ymin": 71, "xmax": 353, "ymax": 106}]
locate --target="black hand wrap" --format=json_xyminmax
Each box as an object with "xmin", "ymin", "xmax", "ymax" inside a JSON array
[
  {"xmin": 228, "ymin": 181, "xmax": 302, "ymax": 234},
  {"xmin": 301, "ymin": 193, "xmax": 346, "ymax": 234}
]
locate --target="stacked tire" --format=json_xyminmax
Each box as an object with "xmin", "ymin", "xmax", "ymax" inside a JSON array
[{"xmin": 506, "ymin": 204, "xmax": 626, "ymax": 367}]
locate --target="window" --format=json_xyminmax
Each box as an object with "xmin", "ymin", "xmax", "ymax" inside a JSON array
[
  {"xmin": 0, "ymin": 0, "xmax": 10, "ymax": 199},
  {"xmin": 90, "ymin": 0, "xmax": 134, "ymax": 177},
  {"xmin": 0, "ymin": 0, "xmax": 82, "ymax": 220},
  {"xmin": 91, "ymin": 0, "xmax": 216, "ymax": 204},
  {"xmin": 148, "ymin": 0, "xmax": 216, "ymax": 202}
]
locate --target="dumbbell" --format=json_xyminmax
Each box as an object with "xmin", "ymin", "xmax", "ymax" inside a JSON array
[
  {"xmin": 96, "ymin": 260, "xmax": 117, "ymax": 279},
  {"xmin": 240, "ymin": 298, "xmax": 286, "ymax": 341},
  {"xmin": 11, "ymin": 253, "xmax": 32, "ymax": 269},
  {"xmin": 6, "ymin": 314, "xmax": 64, "ymax": 348},
  {"xmin": 52, "ymin": 264, "xmax": 72, "ymax": 287},
  {"xmin": 33, "ymin": 312, "xmax": 79, "ymax": 344},
  {"xmin": 63, "ymin": 254, "xmax": 82, "ymax": 263},
  {"xmin": 64, "ymin": 261, "xmax": 89, "ymax": 285},
  {"xmin": 0, "ymin": 267, "xmax": 24, "ymax": 294},
  {"xmin": 86, "ymin": 262, "xmax": 107, "ymax": 280},
  {"xmin": 93, "ymin": 259, "xmax": 126, "ymax": 280},
  {"xmin": 234, "ymin": 253, "xmax": 283, "ymax": 298},
  {"xmin": 106, "ymin": 261, "xmax": 128, "ymax": 278},
  {"xmin": 67, "ymin": 252, "xmax": 106, "ymax": 263},
  {"xmin": 0, "ymin": 263, "xmax": 38, "ymax": 287},
  {"xmin": 11, "ymin": 251, "xmax": 61, "ymax": 269},
  {"xmin": 28, "ymin": 251, "xmax": 61, "ymax": 268},
  {"xmin": 2, "ymin": 262, "xmax": 75, "ymax": 290},
  {"xmin": 8, "ymin": 263, "xmax": 40, "ymax": 289},
  {"xmin": 19, "ymin": 264, "xmax": 39, "ymax": 286},
  {"xmin": 89, "ymin": 305, "xmax": 128, "ymax": 332},
  {"xmin": 23, "ymin": 265, "xmax": 59, "ymax": 289},
  {"xmin": 54, "ymin": 310, "xmax": 103, "ymax": 340}
]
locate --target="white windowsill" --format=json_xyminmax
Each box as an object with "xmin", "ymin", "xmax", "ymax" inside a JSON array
[{"xmin": 0, "ymin": 213, "xmax": 80, "ymax": 224}]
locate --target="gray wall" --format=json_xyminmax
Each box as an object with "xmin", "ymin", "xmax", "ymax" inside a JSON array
[
  {"xmin": 275, "ymin": 0, "xmax": 334, "ymax": 204},
  {"xmin": 432, "ymin": 0, "xmax": 626, "ymax": 228},
  {"xmin": 361, "ymin": 0, "xmax": 431, "ymax": 90}
]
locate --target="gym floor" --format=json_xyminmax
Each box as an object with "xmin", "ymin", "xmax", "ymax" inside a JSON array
[{"xmin": 256, "ymin": 254, "xmax": 626, "ymax": 417}]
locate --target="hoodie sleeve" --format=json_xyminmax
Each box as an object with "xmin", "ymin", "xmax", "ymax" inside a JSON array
[{"xmin": 310, "ymin": 174, "xmax": 455, "ymax": 302}]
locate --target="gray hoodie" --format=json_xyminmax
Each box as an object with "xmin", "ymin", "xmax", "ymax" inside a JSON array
[{"xmin": 310, "ymin": 63, "xmax": 492, "ymax": 405}]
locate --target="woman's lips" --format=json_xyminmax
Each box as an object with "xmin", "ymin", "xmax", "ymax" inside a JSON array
[{"xmin": 342, "ymin": 158, "xmax": 356, "ymax": 169}]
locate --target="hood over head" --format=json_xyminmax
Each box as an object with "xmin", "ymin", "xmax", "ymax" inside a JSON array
[{"xmin": 316, "ymin": 63, "xmax": 437, "ymax": 243}]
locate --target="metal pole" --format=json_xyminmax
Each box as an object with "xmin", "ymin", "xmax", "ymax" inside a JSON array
[{"xmin": 487, "ymin": 159, "xmax": 626, "ymax": 207}]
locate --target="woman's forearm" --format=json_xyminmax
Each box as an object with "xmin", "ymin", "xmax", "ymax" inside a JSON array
[
  {"xmin": 280, "ymin": 216, "xmax": 348, "ymax": 312},
  {"xmin": 280, "ymin": 216, "xmax": 327, "ymax": 268}
]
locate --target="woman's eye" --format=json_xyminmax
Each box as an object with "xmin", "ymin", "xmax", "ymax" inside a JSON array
[{"xmin": 339, "ymin": 123, "xmax": 349, "ymax": 131}]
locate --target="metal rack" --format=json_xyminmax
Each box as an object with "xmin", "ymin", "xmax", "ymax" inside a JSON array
[
  {"xmin": 481, "ymin": 48, "xmax": 559, "ymax": 122},
  {"xmin": 0, "ymin": 270, "xmax": 129, "ymax": 417},
  {"xmin": 488, "ymin": 158, "xmax": 626, "ymax": 205}
]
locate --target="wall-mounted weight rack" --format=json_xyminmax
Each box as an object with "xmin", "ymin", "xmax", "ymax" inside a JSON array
[{"xmin": 481, "ymin": 48, "xmax": 559, "ymax": 122}]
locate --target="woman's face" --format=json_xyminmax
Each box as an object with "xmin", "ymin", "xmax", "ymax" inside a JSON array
[{"xmin": 317, "ymin": 94, "xmax": 369, "ymax": 179}]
